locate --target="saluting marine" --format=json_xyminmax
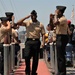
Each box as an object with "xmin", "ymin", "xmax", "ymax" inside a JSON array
[
  {"xmin": 5, "ymin": 12, "xmax": 20, "ymax": 67},
  {"xmin": 17, "ymin": 10, "xmax": 45, "ymax": 75},
  {"xmin": 54, "ymin": 6, "xmax": 68, "ymax": 75},
  {"xmin": 0, "ymin": 17, "xmax": 11, "ymax": 75}
]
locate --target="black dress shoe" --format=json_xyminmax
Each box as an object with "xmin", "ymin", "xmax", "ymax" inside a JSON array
[
  {"xmin": 26, "ymin": 74, "xmax": 30, "ymax": 75},
  {"xmin": 26, "ymin": 72, "xmax": 30, "ymax": 75},
  {"xmin": 31, "ymin": 73, "xmax": 37, "ymax": 75}
]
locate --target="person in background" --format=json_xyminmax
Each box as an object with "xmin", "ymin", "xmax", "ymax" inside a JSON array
[
  {"xmin": 67, "ymin": 21, "xmax": 75, "ymax": 67},
  {"xmin": 46, "ymin": 13, "xmax": 55, "ymax": 62},
  {"xmin": 45, "ymin": 24, "xmax": 54, "ymax": 62},
  {"xmin": 67, "ymin": 20, "xmax": 74, "ymax": 44},
  {"xmin": 12, "ymin": 23, "xmax": 20, "ymax": 67},
  {"xmin": 44, "ymin": 32, "xmax": 50, "ymax": 61},
  {"xmin": 16, "ymin": 10, "xmax": 45, "ymax": 75}
]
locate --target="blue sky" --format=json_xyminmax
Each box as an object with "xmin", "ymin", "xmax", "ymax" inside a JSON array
[{"xmin": 0, "ymin": 0, "xmax": 75, "ymax": 31}]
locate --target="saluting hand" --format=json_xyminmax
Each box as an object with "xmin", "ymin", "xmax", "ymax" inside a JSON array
[
  {"xmin": 54, "ymin": 21, "xmax": 60, "ymax": 25},
  {"xmin": 25, "ymin": 14, "xmax": 31, "ymax": 19},
  {"xmin": 12, "ymin": 15, "xmax": 15, "ymax": 21}
]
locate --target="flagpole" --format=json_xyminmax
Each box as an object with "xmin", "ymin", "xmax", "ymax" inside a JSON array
[{"xmin": 71, "ymin": 5, "xmax": 75, "ymax": 24}]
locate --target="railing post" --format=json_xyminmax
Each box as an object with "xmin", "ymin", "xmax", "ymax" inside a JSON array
[
  {"xmin": 50, "ymin": 42, "xmax": 58, "ymax": 75},
  {"xmin": 50, "ymin": 42, "xmax": 55, "ymax": 73},
  {"xmin": 10, "ymin": 43, "xmax": 15, "ymax": 71},
  {"xmin": 3, "ymin": 44, "xmax": 10, "ymax": 75},
  {"xmin": 54, "ymin": 43, "xmax": 58, "ymax": 75},
  {"xmin": 19, "ymin": 43, "xmax": 25, "ymax": 60}
]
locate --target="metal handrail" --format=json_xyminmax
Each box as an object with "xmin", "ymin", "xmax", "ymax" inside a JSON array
[{"xmin": 43, "ymin": 42, "xmax": 58, "ymax": 75}]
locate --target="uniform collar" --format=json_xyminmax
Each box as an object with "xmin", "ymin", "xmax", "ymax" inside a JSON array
[{"xmin": 30, "ymin": 20, "xmax": 38, "ymax": 23}]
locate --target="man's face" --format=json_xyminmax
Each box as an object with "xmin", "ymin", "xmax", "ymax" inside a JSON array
[
  {"xmin": 31, "ymin": 14, "xmax": 37, "ymax": 21},
  {"xmin": 56, "ymin": 9, "xmax": 62, "ymax": 18}
]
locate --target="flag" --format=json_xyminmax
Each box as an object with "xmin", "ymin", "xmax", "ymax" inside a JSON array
[{"xmin": 71, "ymin": 7, "xmax": 74, "ymax": 20}]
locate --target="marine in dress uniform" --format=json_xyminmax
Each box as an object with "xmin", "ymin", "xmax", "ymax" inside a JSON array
[
  {"xmin": 5, "ymin": 12, "xmax": 14, "ymax": 43},
  {"xmin": 0, "ymin": 17, "xmax": 11, "ymax": 75},
  {"xmin": 17, "ymin": 10, "xmax": 45, "ymax": 75},
  {"xmin": 54, "ymin": 6, "xmax": 68, "ymax": 75},
  {"xmin": 5, "ymin": 12, "xmax": 20, "ymax": 67}
]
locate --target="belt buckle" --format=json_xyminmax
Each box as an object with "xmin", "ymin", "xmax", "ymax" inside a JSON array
[{"xmin": 32, "ymin": 38, "xmax": 35, "ymax": 40}]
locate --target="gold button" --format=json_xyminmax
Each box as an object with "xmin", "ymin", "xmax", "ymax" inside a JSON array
[{"xmin": 33, "ymin": 39, "xmax": 35, "ymax": 40}]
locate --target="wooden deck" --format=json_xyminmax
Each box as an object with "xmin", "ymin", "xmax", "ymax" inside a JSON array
[{"xmin": 14, "ymin": 59, "xmax": 50, "ymax": 75}]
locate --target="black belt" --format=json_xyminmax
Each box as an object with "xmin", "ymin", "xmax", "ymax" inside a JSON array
[
  {"xmin": 56, "ymin": 34, "xmax": 67, "ymax": 36},
  {"xmin": 27, "ymin": 38, "xmax": 39, "ymax": 41},
  {"xmin": 15, "ymin": 43, "xmax": 19, "ymax": 45}
]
